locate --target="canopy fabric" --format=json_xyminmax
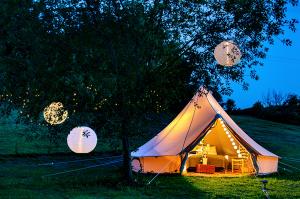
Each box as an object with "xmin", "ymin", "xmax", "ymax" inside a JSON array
[{"xmin": 131, "ymin": 89, "xmax": 278, "ymax": 158}]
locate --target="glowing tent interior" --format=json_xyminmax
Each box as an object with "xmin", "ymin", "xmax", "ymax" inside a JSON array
[{"xmin": 131, "ymin": 88, "xmax": 278, "ymax": 175}]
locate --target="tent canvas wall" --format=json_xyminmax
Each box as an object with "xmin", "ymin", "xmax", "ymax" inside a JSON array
[{"xmin": 131, "ymin": 88, "xmax": 278, "ymax": 175}]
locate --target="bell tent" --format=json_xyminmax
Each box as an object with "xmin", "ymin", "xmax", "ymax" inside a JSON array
[{"xmin": 131, "ymin": 88, "xmax": 278, "ymax": 175}]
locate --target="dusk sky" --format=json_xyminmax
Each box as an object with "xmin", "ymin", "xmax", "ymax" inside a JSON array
[{"xmin": 226, "ymin": 4, "xmax": 300, "ymax": 108}]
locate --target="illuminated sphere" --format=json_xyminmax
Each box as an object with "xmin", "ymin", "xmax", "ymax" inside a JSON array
[
  {"xmin": 67, "ymin": 127, "xmax": 97, "ymax": 153},
  {"xmin": 237, "ymin": 150, "xmax": 241, "ymax": 153},
  {"xmin": 228, "ymin": 134, "xmax": 231, "ymax": 138},
  {"xmin": 238, "ymin": 154, "xmax": 242, "ymax": 158},
  {"xmin": 43, "ymin": 102, "xmax": 68, "ymax": 125},
  {"xmin": 225, "ymin": 131, "xmax": 229, "ymax": 135},
  {"xmin": 214, "ymin": 41, "xmax": 242, "ymax": 66},
  {"xmin": 232, "ymin": 142, "xmax": 236, "ymax": 146},
  {"xmin": 234, "ymin": 146, "xmax": 238, "ymax": 149},
  {"xmin": 230, "ymin": 138, "xmax": 234, "ymax": 142}
]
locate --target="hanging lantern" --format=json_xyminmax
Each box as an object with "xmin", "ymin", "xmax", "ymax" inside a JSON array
[
  {"xmin": 214, "ymin": 41, "xmax": 242, "ymax": 66},
  {"xmin": 43, "ymin": 102, "xmax": 68, "ymax": 125},
  {"xmin": 67, "ymin": 127, "xmax": 97, "ymax": 153}
]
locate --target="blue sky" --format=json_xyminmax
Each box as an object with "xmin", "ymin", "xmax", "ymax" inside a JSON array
[{"xmin": 225, "ymin": 5, "xmax": 300, "ymax": 108}]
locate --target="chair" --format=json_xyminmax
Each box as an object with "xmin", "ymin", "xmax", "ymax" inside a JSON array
[{"xmin": 231, "ymin": 158, "xmax": 244, "ymax": 173}]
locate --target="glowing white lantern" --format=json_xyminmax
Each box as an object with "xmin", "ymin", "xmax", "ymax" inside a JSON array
[
  {"xmin": 67, "ymin": 127, "xmax": 97, "ymax": 153},
  {"xmin": 43, "ymin": 102, "xmax": 68, "ymax": 125},
  {"xmin": 214, "ymin": 41, "xmax": 242, "ymax": 66}
]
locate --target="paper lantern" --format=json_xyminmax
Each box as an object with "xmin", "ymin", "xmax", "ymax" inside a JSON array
[
  {"xmin": 67, "ymin": 127, "xmax": 97, "ymax": 153},
  {"xmin": 214, "ymin": 41, "xmax": 242, "ymax": 66},
  {"xmin": 43, "ymin": 102, "xmax": 68, "ymax": 125}
]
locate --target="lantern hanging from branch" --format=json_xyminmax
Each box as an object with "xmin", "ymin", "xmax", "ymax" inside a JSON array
[
  {"xmin": 67, "ymin": 126, "xmax": 97, "ymax": 153},
  {"xmin": 214, "ymin": 41, "xmax": 242, "ymax": 66},
  {"xmin": 43, "ymin": 102, "xmax": 68, "ymax": 125}
]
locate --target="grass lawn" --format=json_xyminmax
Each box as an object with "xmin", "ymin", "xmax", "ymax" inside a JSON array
[{"xmin": 0, "ymin": 115, "xmax": 300, "ymax": 198}]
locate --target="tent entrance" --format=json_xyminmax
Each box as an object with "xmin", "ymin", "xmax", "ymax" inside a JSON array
[{"xmin": 183, "ymin": 118, "xmax": 255, "ymax": 175}]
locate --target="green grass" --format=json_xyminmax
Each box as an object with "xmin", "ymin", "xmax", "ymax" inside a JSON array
[{"xmin": 0, "ymin": 115, "xmax": 300, "ymax": 198}]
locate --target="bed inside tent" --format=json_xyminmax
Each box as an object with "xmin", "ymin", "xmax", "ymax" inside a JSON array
[{"xmin": 183, "ymin": 117, "xmax": 255, "ymax": 175}]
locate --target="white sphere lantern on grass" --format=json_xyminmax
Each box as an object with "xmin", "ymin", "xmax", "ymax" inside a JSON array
[
  {"xmin": 67, "ymin": 127, "xmax": 97, "ymax": 153},
  {"xmin": 43, "ymin": 102, "xmax": 68, "ymax": 125},
  {"xmin": 214, "ymin": 41, "xmax": 242, "ymax": 66}
]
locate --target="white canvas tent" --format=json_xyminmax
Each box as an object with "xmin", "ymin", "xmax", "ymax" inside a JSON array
[{"xmin": 131, "ymin": 88, "xmax": 278, "ymax": 175}]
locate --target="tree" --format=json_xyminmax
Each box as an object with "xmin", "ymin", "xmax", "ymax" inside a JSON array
[
  {"xmin": 0, "ymin": 0, "xmax": 298, "ymax": 183},
  {"xmin": 263, "ymin": 90, "xmax": 286, "ymax": 107},
  {"xmin": 225, "ymin": 99, "xmax": 237, "ymax": 113},
  {"xmin": 252, "ymin": 101, "xmax": 264, "ymax": 115}
]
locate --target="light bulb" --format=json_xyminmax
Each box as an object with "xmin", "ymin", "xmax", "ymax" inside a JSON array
[
  {"xmin": 232, "ymin": 142, "xmax": 236, "ymax": 146},
  {"xmin": 230, "ymin": 138, "xmax": 234, "ymax": 142},
  {"xmin": 238, "ymin": 154, "xmax": 242, "ymax": 158},
  {"xmin": 225, "ymin": 131, "xmax": 229, "ymax": 135},
  {"xmin": 234, "ymin": 146, "xmax": 238, "ymax": 149},
  {"xmin": 237, "ymin": 150, "xmax": 240, "ymax": 153},
  {"xmin": 228, "ymin": 134, "xmax": 231, "ymax": 138}
]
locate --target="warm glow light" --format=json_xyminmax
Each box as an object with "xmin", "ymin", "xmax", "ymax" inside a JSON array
[
  {"xmin": 237, "ymin": 150, "xmax": 240, "ymax": 153},
  {"xmin": 238, "ymin": 154, "xmax": 242, "ymax": 158},
  {"xmin": 223, "ymin": 127, "xmax": 227, "ymax": 131},
  {"xmin": 225, "ymin": 131, "xmax": 229, "ymax": 135},
  {"xmin": 232, "ymin": 142, "xmax": 236, "ymax": 146},
  {"xmin": 225, "ymin": 155, "xmax": 229, "ymax": 160},
  {"xmin": 234, "ymin": 146, "xmax": 238, "ymax": 149},
  {"xmin": 228, "ymin": 134, "xmax": 231, "ymax": 138},
  {"xmin": 230, "ymin": 138, "xmax": 234, "ymax": 142},
  {"xmin": 43, "ymin": 102, "xmax": 68, "ymax": 125}
]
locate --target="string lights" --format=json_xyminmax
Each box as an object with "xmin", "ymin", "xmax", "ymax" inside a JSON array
[
  {"xmin": 219, "ymin": 118, "xmax": 245, "ymax": 159},
  {"xmin": 43, "ymin": 102, "xmax": 68, "ymax": 125}
]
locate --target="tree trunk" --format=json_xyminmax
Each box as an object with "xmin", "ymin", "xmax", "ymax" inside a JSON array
[
  {"xmin": 121, "ymin": 115, "xmax": 133, "ymax": 184},
  {"xmin": 121, "ymin": 118, "xmax": 133, "ymax": 184}
]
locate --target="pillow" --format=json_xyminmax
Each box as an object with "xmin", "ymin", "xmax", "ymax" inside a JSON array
[{"xmin": 207, "ymin": 146, "xmax": 217, "ymax": 155}]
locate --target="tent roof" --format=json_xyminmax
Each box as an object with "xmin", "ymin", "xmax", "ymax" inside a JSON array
[{"xmin": 131, "ymin": 89, "xmax": 278, "ymax": 158}]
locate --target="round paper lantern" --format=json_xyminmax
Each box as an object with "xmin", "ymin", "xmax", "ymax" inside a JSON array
[
  {"xmin": 67, "ymin": 127, "xmax": 97, "ymax": 153},
  {"xmin": 43, "ymin": 102, "xmax": 68, "ymax": 125},
  {"xmin": 214, "ymin": 41, "xmax": 242, "ymax": 66}
]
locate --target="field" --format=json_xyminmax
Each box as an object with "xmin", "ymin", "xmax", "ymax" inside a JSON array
[{"xmin": 0, "ymin": 115, "xmax": 300, "ymax": 198}]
